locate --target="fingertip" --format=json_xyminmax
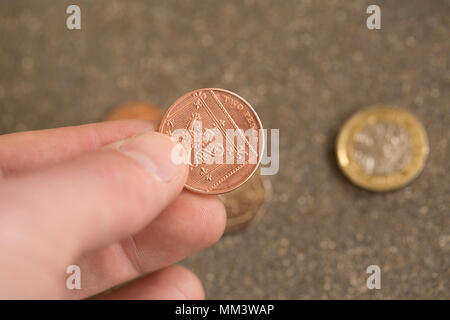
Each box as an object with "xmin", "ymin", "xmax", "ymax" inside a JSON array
[
  {"xmin": 166, "ymin": 192, "xmax": 227, "ymax": 249},
  {"xmin": 116, "ymin": 191, "xmax": 226, "ymax": 277},
  {"xmin": 194, "ymin": 194, "xmax": 227, "ymax": 247},
  {"xmin": 162, "ymin": 265, "xmax": 205, "ymax": 300},
  {"xmin": 97, "ymin": 265, "xmax": 205, "ymax": 300}
]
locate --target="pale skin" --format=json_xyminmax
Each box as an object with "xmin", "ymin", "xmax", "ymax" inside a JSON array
[{"xmin": 0, "ymin": 120, "xmax": 226, "ymax": 299}]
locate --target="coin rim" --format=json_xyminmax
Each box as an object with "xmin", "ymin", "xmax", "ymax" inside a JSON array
[
  {"xmin": 336, "ymin": 105, "xmax": 429, "ymax": 192},
  {"xmin": 159, "ymin": 88, "xmax": 264, "ymax": 194}
]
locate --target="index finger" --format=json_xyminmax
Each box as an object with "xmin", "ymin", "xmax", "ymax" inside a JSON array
[{"xmin": 0, "ymin": 120, "xmax": 157, "ymax": 178}]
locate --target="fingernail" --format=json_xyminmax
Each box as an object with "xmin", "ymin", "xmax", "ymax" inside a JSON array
[{"xmin": 115, "ymin": 132, "xmax": 187, "ymax": 183}]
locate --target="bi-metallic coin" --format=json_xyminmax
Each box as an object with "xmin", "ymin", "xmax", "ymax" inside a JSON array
[{"xmin": 336, "ymin": 105, "xmax": 429, "ymax": 192}]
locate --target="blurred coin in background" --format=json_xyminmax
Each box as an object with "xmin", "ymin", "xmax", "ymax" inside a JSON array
[
  {"xmin": 220, "ymin": 171, "xmax": 272, "ymax": 234},
  {"xmin": 336, "ymin": 105, "xmax": 429, "ymax": 192},
  {"xmin": 104, "ymin": 102, "xmax": 164, "ymax": 121}
]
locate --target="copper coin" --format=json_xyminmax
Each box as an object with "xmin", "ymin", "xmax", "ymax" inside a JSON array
[
  {"xmin": 221, "ymin": 171, "xmax": 272, "ymax": 233},
  {"xmin": 159, "ymin": 88, "xmax": 264, "ymax": 194},
  {"xmin": 104, "ymin": 102, "xmax": 164, "ymax": 121}
]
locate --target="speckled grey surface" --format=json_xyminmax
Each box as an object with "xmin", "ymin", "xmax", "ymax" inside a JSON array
[{"xmin": 0, "ymin": 0, "xmax": 449, "ymax": 299}]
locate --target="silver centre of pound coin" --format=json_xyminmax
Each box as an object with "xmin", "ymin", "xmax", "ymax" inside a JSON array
[{"xmin": 352, "ymin": 122, "xmax": 412, "ymax": 175}]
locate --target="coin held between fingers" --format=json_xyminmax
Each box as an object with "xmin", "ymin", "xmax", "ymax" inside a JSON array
[{"xmin": 159, "ymin": 88, "xmax": 264, "ymax": 194}]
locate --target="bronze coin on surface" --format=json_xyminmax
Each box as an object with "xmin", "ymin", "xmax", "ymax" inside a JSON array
[
  {"xmin": 104, "ymin": 102, "xmax": 164, "ymax": 121},
  {"xmin": 159, "ymin": 88, "xmax": 264, "ymax": 194},
  {"xmin": 336, "ymin": 105, "xmax": 429, "ymax": 192},
  {"xmin": 221, "ymin": 171, "xmax": 271, "ymax": 234}
]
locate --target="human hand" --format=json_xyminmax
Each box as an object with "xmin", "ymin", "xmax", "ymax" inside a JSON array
[{"xmin": 0, "ymin": 120, "xmax": 226, "ymax": 299}]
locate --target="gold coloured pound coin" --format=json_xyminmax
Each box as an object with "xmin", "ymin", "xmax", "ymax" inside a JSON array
[{"xmin": 336, "ymin": 105, "xmax": 429, "ymax": 192}]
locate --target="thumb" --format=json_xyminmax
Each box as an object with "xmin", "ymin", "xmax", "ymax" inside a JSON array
[{"xmin": 0, "ymin": 132, "xmax": 188, "ymax": 263}]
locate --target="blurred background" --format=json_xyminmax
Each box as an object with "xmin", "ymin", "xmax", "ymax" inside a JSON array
[{"xmin": 0, "ymin": 0, "xmax": 449, "ymax": 299}]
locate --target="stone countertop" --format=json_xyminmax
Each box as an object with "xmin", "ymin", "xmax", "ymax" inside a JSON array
[{"xmin": 0, "ymin": 0, "xmax": 448, "ymax": 299}]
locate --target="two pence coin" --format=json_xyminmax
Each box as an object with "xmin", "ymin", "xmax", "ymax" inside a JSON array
[{"xmin": 159, "ymin": 88, "xmax": 264, "ymax": 195}]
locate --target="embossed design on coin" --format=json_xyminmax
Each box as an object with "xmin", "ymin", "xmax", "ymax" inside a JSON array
[
  {"xmin": 352, "ymin": 122, "xmax": 411, "ymax": 175},
  {"xmin": 336, "ymin": 105, "xmax": 429, "ymax": 192},
  {"xmin": 159, "ymin": 88, "xmax": 263, "ymax": 194}
]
